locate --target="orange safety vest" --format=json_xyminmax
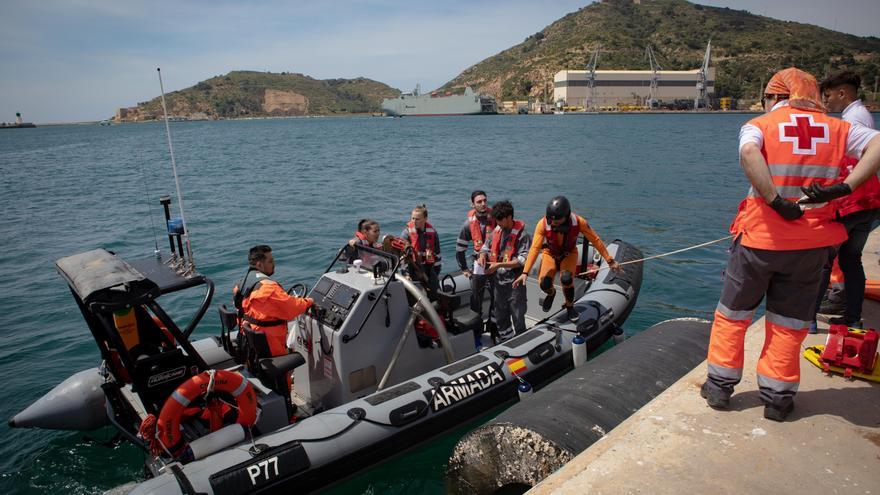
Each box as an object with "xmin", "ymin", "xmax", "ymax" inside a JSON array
[
  {"xmin": 489, "ymin": 220, "xmax": 525, "ymax": 263},
  {"xmin": 407, "ymin": 221, "xmax": 438, "ymax": 264},
  {"xmin": 543, "ymin": 213, "xmax": 580, "ymax": 259},
  {"xmin": 730, "ymin": 106, "xmax": 849, "ymax": 250},
  {"xmin": 835, "ymin": 155, "xmax": 880, "ymax": 217},
  {"xmin": 467, "ymin": 208, "xmax": 495, "ymax": 252}
]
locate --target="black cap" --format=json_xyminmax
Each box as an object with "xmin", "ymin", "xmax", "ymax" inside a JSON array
[{"xmin": 546, "ymin": 196, "xmax": 571, "ymax": 220}]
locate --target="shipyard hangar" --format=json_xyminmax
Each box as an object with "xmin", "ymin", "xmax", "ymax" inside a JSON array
[{"xmin": 554, "ymin": 43, "xmax": 715, "ymax": 110}]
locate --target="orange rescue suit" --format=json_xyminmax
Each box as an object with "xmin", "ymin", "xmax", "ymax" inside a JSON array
[
  {"xmin": 238, "ymin": 274, "xmax": 312, "ymax": 357},
  {"xmin": 523, "ymin": 214, "xmax": 613, "ymax": 280}
]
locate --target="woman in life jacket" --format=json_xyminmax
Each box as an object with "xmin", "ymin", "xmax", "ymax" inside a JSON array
[{"xmin": 346, "ymin": 218, "xmax": 381, "ymax": 263}]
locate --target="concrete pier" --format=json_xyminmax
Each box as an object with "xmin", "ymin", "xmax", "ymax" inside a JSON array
[{"xmin": 530, "ymin": 232, "xmax": 880, "ymax": 495}]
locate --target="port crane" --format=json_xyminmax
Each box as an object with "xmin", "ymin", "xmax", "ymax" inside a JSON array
[
  {"xmin": 695, "ymin": 40, "xmax": 712, "ymax": 110},
  {"xmin": 645, "ymin": 45, "xmax": 662, "ymax": 108},
  {"xmin": 585, "ymin": 45, "xmax": 600, "ymax": 111}
]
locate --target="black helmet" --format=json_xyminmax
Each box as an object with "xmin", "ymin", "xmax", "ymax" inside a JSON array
[{"xmin": 546, "ymin": 196, "xmax": 571, "ymax": 221}]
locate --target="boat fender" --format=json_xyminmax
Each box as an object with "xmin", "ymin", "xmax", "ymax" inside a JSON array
[
  {"xmin": 188, "ymin": 423, "xmax": 245, "ymax": 461},
  {"xmin": 517, "ymin": 381, "xmax": 533, "ymax": 400},
  {"xmin": 612, "ymin": 325, "xmax": 626, "ymax": 344},
  {"xmin": 572, "ymin": 335, "xmax": 586, "ymax": 367},
  {"xmin": 156, "ymin": 370, "xmax": 257, "ymax": 459}
]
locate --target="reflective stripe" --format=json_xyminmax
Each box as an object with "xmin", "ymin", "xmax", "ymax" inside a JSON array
[
  {"xmin": 170, "ymin": 390, "xmax": 191, "ymax": 407},
  {"xmin": 747, "ymin": 185, "xmax": 807, "ymax": 199},
  {"xmin": 765, "ymin": 311, "xmax": 810, "ymax": 331},
  {"xmin": 757, "ymin": 374, "xmax": 799, "ymax": 393},
  {"xmin": 716, "ymin": 301, "xmax": 755, "ymax": 321},
  {"xmin": 708, "ymin": 363, "xmax": 742, "ymax": 381},
  {"xmin": 767, "ymin": 164, "xmax": 838, "ymax": 178},
  {"xmin": 231, "ymin": 376, "xmax": 248, "ymax": 397}
]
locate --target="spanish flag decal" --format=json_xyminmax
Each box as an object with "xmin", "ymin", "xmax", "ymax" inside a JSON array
[{"xmin": 507, "ymin": 358, "xmax": 527, "ymax": 376}]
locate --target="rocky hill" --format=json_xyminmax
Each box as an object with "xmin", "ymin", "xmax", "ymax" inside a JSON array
[
  {"xmin": 116, "ymin": 71, "xmax": 400, "ymax": 121},
  {"xmin": 441, "ymin": 0, "xmax": 880, "ymax": 101}
]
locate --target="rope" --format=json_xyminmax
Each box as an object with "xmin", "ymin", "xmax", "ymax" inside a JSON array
[{"xmin": 578, "ymin": 235, "xmax": 733, "ymax": 276}]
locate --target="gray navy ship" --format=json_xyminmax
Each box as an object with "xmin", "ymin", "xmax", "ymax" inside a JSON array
[{"xmin": 382, "ymin": 86, "xmax": 497, "ymax": 116}]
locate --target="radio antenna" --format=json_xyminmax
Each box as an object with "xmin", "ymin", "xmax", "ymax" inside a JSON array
[{"xmin": 157, "ymin": 67, "xmax": 195, "ymax": 270}]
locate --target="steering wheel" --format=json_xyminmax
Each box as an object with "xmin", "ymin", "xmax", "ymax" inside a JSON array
[
  {"xmin": 441, "ymin": 273, "xmax": 457, "ymax": 294},
  {"xmin": 287, "ymin": 283, "xmax": 308, "ymax": 297}
]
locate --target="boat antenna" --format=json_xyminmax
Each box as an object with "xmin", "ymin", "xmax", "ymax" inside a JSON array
[{"xmin": 157, "ymin": 67, "xmax": 195, "ymax": 270}]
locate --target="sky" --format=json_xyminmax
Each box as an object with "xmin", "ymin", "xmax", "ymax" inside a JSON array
[{"xmin": 1, "ymin": 0, "xmax": 878, "ymax": 123}]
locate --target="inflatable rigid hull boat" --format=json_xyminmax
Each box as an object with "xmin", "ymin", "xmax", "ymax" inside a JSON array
[{"xmin": 11, "ymin": 239, "xmax": 642, "ymax": 495}]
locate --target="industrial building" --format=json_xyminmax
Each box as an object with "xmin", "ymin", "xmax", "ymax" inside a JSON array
[{"xmin": 553, "ymin": 68, "xmax": 716, "ymax": 110}]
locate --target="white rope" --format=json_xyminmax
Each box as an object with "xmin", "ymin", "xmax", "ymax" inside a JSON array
[
  {"xmin": 578, "ymin": 235, "xmax": 734, "ymax": 276},
  {"xmin": 205, "ymin": 369, "xmax": 217, "ymax": 397}
]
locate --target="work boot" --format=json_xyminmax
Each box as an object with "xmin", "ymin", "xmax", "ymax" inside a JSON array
[
  {"xmin": 566, "ymin": 305, "xmax": 579, "ymax": 323},
  {"xmin": 763, "ymin": 400, "xmax": 794, "ymax": 422},
  {"xmin": 818, "ymin": 298, "xmax": 845, "ymax": 316},
  {"xmin": 700, "ymin": 381, "xmax": 730, "ymax": 409},
  {"xmin": 828, "ymin": 316, "xmax": 863, "ymax": 329},
  {"xmin": 541, "ymin": 290, "xmax": 556, "ymax": 312}
]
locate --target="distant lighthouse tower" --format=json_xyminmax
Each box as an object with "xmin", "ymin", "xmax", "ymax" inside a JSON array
[{"xmin": 15, "ymin": 112, "xmax": 22, "ymax": 125}]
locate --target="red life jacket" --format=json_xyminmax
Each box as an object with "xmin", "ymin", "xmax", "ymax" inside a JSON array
[
  {"xmin": 355, "ymin": 231, "xmax": 369, "ymax": 243},
  {"xmin": 407, "ymin": 221, "xmax": 438, "ymax": 264},
  {"xmin": 543, "ymin": 213, "xmax": 579, "ymax": 259},
  {"xmin": 834, "ymin": 155, "xmax": 880, "ymax": 217},
  {"xmin": 490, "ymin": 220, "xmax": 525, "ymax": 263},
  {"xmin": 467, "ymin": 208, "xmax": 495, "ymax": 252}
]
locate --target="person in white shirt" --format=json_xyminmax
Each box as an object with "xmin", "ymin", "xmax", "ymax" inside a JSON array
[{"xmin": 808, "ymin": 71, "xmax": 880, "ymax": 331}]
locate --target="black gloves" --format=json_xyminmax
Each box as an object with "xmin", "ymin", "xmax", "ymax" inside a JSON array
[
  {"xmin": 768, "ymin": 194, "xmax": 804, "ymax": 220},
  {"xmin": 799, "ymin": 183, "xmax": 852, "ymax": 204}
]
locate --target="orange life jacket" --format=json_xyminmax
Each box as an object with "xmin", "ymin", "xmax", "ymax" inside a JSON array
[
  {"xmin": 467, "ymin": 208, "xmax": 495, "ymax": 252},
  {"xmin": 490, "ymin": 220, "xmax": 525, "ymax": 263},
  {"xmin": 834, "ymin": 155, "xmax": 880, "ymax": 217},
  {"xmin": 730, "ymin": 106, "xmax": 848, "ymax": 250},
  {"xmin": 543, "ymin": 213, "xmax": 579, "ymax": 259},
  {"xmin": 407, "ymin": 221, "xmax": 438, "ymax": 264},
  {"xmin": 354, "ymin": 231, "xmax": 369, "ymax": 244}
]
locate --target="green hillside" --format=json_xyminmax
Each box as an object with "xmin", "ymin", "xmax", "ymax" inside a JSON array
[
  {"xmin": 442, "ymin": 0, "xmax": 880, "ymax": 101},
  {"xmin": 118, "ymin": 71, "xmax": 401, "ymax": 120}
]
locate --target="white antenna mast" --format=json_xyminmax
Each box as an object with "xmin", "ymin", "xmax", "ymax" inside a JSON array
[{"xmin": 157, "ymin": 67, "xmax": 195, "ymax": 271}]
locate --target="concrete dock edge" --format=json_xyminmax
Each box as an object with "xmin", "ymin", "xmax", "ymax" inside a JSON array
[{"xmin": 529, "ymin": 231, "xmax": 880, "ymax": 495}]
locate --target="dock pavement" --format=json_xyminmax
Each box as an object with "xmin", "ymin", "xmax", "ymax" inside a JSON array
[{"xmin": 529, "ymin": 231, "xmax": 880, "ymax": 495}]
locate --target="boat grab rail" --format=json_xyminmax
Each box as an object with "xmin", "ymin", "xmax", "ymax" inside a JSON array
[{"xmin": 320, "ymin": 244, "xmax": 402, "ymax": 346}]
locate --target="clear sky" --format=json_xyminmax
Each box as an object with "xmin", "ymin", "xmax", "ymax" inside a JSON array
[{"xmin": 1, "ymin": 0, "xmax": 878, "ymax": 123}]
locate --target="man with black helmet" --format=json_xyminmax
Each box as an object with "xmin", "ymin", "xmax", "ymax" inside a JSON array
[{"xmin": 514, "ymin": 196, "xmax": 620, "ymax": 322}]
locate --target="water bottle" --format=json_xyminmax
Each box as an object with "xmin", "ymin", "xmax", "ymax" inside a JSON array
[{"xmin": 572, "ymin": 335, "xmax": 586, "ymax": 367}]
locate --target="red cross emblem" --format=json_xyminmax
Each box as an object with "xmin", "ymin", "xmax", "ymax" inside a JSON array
[{"xmin": 778, "ymin": 114, "xmax": 829, "ymax": 155}]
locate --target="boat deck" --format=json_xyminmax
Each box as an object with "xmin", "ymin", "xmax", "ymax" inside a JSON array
[{"xmin": 529, "ymin": 231, "xmax": 880, "ymax": 494}]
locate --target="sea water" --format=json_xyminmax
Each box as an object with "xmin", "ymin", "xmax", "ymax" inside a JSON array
[{"xmin": 2, "ymin": 113, "xmax": 860, "ymax": 494}]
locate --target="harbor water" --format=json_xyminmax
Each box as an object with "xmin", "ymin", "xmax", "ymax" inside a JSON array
[{"xmin": 2, "ymin": 113, "xmax": 873, "ymax": 494}]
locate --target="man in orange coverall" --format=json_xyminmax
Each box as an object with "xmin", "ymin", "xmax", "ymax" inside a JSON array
[
  {"xmin": 235, "ymin": 245, "xmax": 313, "ymax": 357},
  {"xmin": 513, "ymin": 196, "xmax": 620, "ymax": 323}
]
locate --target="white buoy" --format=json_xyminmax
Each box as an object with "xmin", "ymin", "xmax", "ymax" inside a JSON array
[
  {"xmin": 517, "ymin": 381, "xmax": 533, "ymax": 400},
  {"xmin": 572, "ymin": 335, "xmax": 587, "ymax": 367}
]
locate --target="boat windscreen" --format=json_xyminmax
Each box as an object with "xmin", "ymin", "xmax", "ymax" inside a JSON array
[{"xmin": 330, "ymin": 244, "xmax": 399, "ymax": 277}]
